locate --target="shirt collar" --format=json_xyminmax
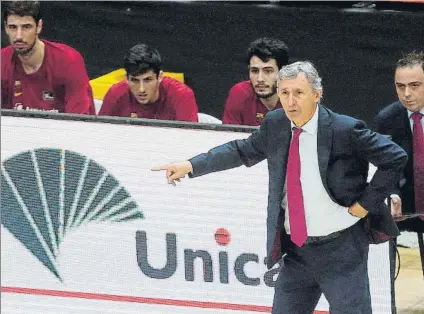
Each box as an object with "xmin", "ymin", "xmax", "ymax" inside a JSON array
[
  {"xmin": 290, "ymin": 105, "xmax": 319, "ymax": 135},
  {"xmin": 407, "ymin": 107, "xmax": 424, "ymax": 118}
]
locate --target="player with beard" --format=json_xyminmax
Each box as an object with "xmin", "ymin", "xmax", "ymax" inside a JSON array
[
  {"xmin": 1, "ymin": 1, "xmax": 95, "ymax": 114},
  {"xmin": 222, "ymin": 38, "xmax": 289, "ymax": 126}
]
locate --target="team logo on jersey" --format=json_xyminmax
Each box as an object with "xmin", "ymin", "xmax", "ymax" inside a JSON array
[
  {"xmin": 130, "ymin": 112, "xmax": 138, "ymax": 118},
  {"xmin": 42, "ymin": 90, "xmax": 55, "ymax": 101}
]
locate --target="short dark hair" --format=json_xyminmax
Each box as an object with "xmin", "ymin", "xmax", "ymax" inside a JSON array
[
  {"xmin": 124, "ymin": 44, "xmax": 162, "ymax": 77},
  {"xmin": 396, "ymin": 51, "xmax": 424, "ymax": 71},
  {"xmin": 3, "ymin": 1, "xmax": 41, "ymax": 24},
  {"xmin": 246, "ymin": 37, "xmax": 289, "ymax": 69}
]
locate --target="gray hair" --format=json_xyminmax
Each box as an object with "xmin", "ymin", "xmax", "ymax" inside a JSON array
[{"xmin": 277, "ymin": 61, "xmax": 322, "ymax": 92}]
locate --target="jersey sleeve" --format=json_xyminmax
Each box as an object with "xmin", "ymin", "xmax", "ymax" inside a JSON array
[
  {"xmin": 222, "ymin": 84, "xmax": 245, "ymax": 125},
  {"xmin": 62, "ymin": 52, "xmax": 95, "ymax": 114},
  {"xmin": 1, "ymin": 49, "xmax": 12, "ymax": 108},
  {"xmin": 1, "ymin": 76, "xmax": 11, "ymax": 108},
  {"xmin": 98, "ymin": 84, "xmax": 123, "ymax": 116},
  {"xmin": 173, "ymin": 86, "xmax": 199, "ymax": 122}
]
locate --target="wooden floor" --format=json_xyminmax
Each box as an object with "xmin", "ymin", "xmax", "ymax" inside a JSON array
[{"xmin": 395, "ymin": 247, "xmax": 424, "ymax": 314}]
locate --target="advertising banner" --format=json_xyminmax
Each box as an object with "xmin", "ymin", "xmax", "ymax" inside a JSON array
[{"xmin": 1, "ymin": 116, "xmax": 391, "ymax": 313}]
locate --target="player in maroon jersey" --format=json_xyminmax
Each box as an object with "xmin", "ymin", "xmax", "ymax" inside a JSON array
[
  {"xmin": 2, "ymin": 1, "xmax": 95, "ymax": 114},
  {"xmin": 222, "ymin": 38, "xmax": 289, "ymax": 126},
  {"xmin": 99, "ymin": 44, "xmax": 198, "ymax": 122}
]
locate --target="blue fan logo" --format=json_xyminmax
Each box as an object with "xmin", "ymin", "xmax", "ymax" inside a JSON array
[{"xmin": 1, "ymin": 148, "xmax": 144, "ymax": 281}]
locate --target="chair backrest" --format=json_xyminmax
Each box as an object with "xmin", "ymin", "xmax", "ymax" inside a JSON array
[
  {"xmin": 93, "ymin": 99, "xmax": 103, "ymax": 114},
  {"xmin": 198, "ymin": 113, "xmax": 222, "ymax": 124},
  {"xmin": 90, "ymin": 69, "xmax": 185, "ymax": 100}
]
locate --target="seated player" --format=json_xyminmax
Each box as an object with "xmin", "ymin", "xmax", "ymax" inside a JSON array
[
  {"xmin": 98, "ymin": 44, "xmax": 198, "ymax": 122},
  {"xmin": 1, "ymin": 1, "xmax": 95, "ymax": 114},
  {"xmin": 222, "ymin": 37, "xmax": 289, "ymax": 126}
]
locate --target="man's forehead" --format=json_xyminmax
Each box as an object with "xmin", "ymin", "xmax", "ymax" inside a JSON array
[
  {"xmin": 6, "ymin": 15, "xmax": 37, "ymax": 25},
  {"xmin": 279, "ymin": 73, "xmax": 310, "ymax": 87},
  {"xmin": 129, "ymin": 71, "xmax": 156, "ymax": 79},
  {"xmin": 249, "ymin": 63, "xmax": 277, "ymax": 69},
  {"xmin": 249, "ymin": 56, "xmax": 278, "ymax": 68}
]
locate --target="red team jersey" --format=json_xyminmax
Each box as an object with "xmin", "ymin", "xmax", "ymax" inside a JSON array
[
  {"xmin": 222, "ymin": 80, "xmax": 282, "ymax": 126},
  {"xmin": 98, "ymin": 77, "xmax": 198, "ymax": 122},
  {"xmin": 1, "ymin": 40, "xmax": 95, "ymax": 114}
]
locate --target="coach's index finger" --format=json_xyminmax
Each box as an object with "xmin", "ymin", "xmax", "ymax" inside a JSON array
[{"xmin": 151, "ymin": 164, "xmax": 170, "ymax": 171}]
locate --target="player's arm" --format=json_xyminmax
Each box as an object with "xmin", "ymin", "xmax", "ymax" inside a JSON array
[
  {"xmin": 1, "ymin": 54, "xmax": 11, "ymax": 108},
  {"xmin": 222, "ymin": 85, "xmax": 244, "ymax": 125},
  {"xmin": 1, "ymin": 78, "xmax": 11, "ymax": 108},
  {"xmin": 173, "ymin": 87, "xmax": 199, "ymax": 122},
  {"xmin": 63, "ymin": 53, "xmax": 95, "ymax": 114},
  {"xmin": 98, "ymin": 85, "xmax": 122, "ymax": 116}
]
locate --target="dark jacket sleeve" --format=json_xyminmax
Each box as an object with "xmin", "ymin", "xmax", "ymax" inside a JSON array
[
  {"xmin": 189, "ymin": 117, "xmax": 268, "ymax": 178},
  {"xmin": 352, "ymin": 120, "xmax": 408, "ymax": 214},
  {"xmin": 373, "ymin": 108, "xmax": 405, "ymax": 196}
]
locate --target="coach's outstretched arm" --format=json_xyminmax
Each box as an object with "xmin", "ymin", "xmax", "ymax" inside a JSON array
[{"xmin": 152, "ymin": 119, "xmax": 268, "ymax": 186}]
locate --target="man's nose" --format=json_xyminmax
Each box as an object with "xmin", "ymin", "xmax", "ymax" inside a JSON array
[
  {"xmin": 287, "ymin": 94, "xmax": 295, "ymax": 106},
  {"xmin": 138, "ymin": 83, "xmax": 146, "ymax": 92},
  {"xmin": 404, "ymin": 86, "xmax": 411, "ymax": 97},
  {"xmin": 257, "ymin": 70, "xmax": 265, "ymax": 82},
  {"xmin": 15, "ymin": 27, "xmax": 24, "ymax": 40}
]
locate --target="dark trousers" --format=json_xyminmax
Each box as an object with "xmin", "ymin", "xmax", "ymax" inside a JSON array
[{"xmin": 272, "ymin": 221, "xmax": 371, "ymax": 314}]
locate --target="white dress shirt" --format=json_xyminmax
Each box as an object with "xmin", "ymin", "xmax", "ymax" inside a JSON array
[{"xmin": 283, "ymin": 106, "xmax": 359, "ymax": 236}]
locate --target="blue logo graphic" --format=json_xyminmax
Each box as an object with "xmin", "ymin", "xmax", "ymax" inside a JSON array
[{"xmin": 1, "ymin": 148, "xmax": 144, "ymax": 281}]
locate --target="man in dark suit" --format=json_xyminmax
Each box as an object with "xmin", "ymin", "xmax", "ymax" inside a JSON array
[
  {"xmin": 152, "ymin": 61, "xmax": 407, "ymax": 313},
  {"xmin": 374, "ymin": 51, "xmax": 424, "ymax": 233}
]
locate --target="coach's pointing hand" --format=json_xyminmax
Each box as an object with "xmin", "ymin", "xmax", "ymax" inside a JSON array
[{"xmin": 151, "ymin": 161, "xmax": 193, "ymax": 186}]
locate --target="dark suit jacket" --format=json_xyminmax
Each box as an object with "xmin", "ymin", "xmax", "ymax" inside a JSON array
[
  {"xmin": 374, "ymin": 101, "xmax": 424, "ymax": 232},
  {"xmin": 190, "ymin": 106, "xmax": 408, "ymax": 269}
]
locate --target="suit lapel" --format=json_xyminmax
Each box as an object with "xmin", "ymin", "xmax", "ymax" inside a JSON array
[
  {"xmin": 317, "ymin": 106, "xmax": 333, "ymax": 197},
  {"xmin": 394, "ymin": 102, "xmax": 413, "ymax": 156},
  {"xmin": 277, "ymin": 116, "xmax": 292, "ymax": 181},
  {"xmin": 268, "ymin": 114, "xmax": 291, "ymax": 266},
  {"xmin": 268, "ymin": 113, "xmax": 291, "ymax": 212},
  {"xmin": 400, "ymin": 103, "xmax": 412, "ymax": 140}
]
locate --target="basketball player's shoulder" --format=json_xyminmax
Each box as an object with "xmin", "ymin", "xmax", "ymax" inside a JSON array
[
  {"xmin": 229, "ymin": 80, "xmax": 254, "ymax": 98},
  {"xmin": 2, "ymin": 45, "xmax": 14, "ymax": 68},
  {"xmin": 44, "ymin": 40, "xmax": 85, "ymax": 64},
  {"xmin": 108, "ymin": 80, "xmax": 129, "ymax": 97},
  {"xmin": 1, "ymin": 45, "xmax": 14, "ymax": 57},
  {"xmin": 162, "ymin": 76, "xmax": 192, "ymax": 92}
]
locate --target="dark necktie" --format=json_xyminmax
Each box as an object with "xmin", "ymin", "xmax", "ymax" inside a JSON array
[
  {"xmin": 287, "ymin": 127, "xmax": 308, "ymax": 246},
  {"xmin": 411, "ymin": 112, "xmax": 424, "ymax": 220}
]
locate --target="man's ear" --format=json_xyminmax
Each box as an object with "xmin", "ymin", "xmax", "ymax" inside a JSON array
[
  {"xmin": 157, "ymin": 70, "xmax": 163, "ymax": 83},
  {"xmin": 314, "ymin": 88, "xmax": 323, "ymax": 103},
  {"xmin": 36, "ymin": 19, "xmax": 43, "ymax": 35}
]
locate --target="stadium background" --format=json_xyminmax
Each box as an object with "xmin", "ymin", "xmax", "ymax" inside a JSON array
[{"xmin": 2, "ymin": 1, "xmax": 424, "ymax": 126}]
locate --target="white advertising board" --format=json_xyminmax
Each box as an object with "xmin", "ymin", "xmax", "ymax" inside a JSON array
[{"xmin": 1, "ymin": 116, "xmax": 391, "ymax": 314}]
